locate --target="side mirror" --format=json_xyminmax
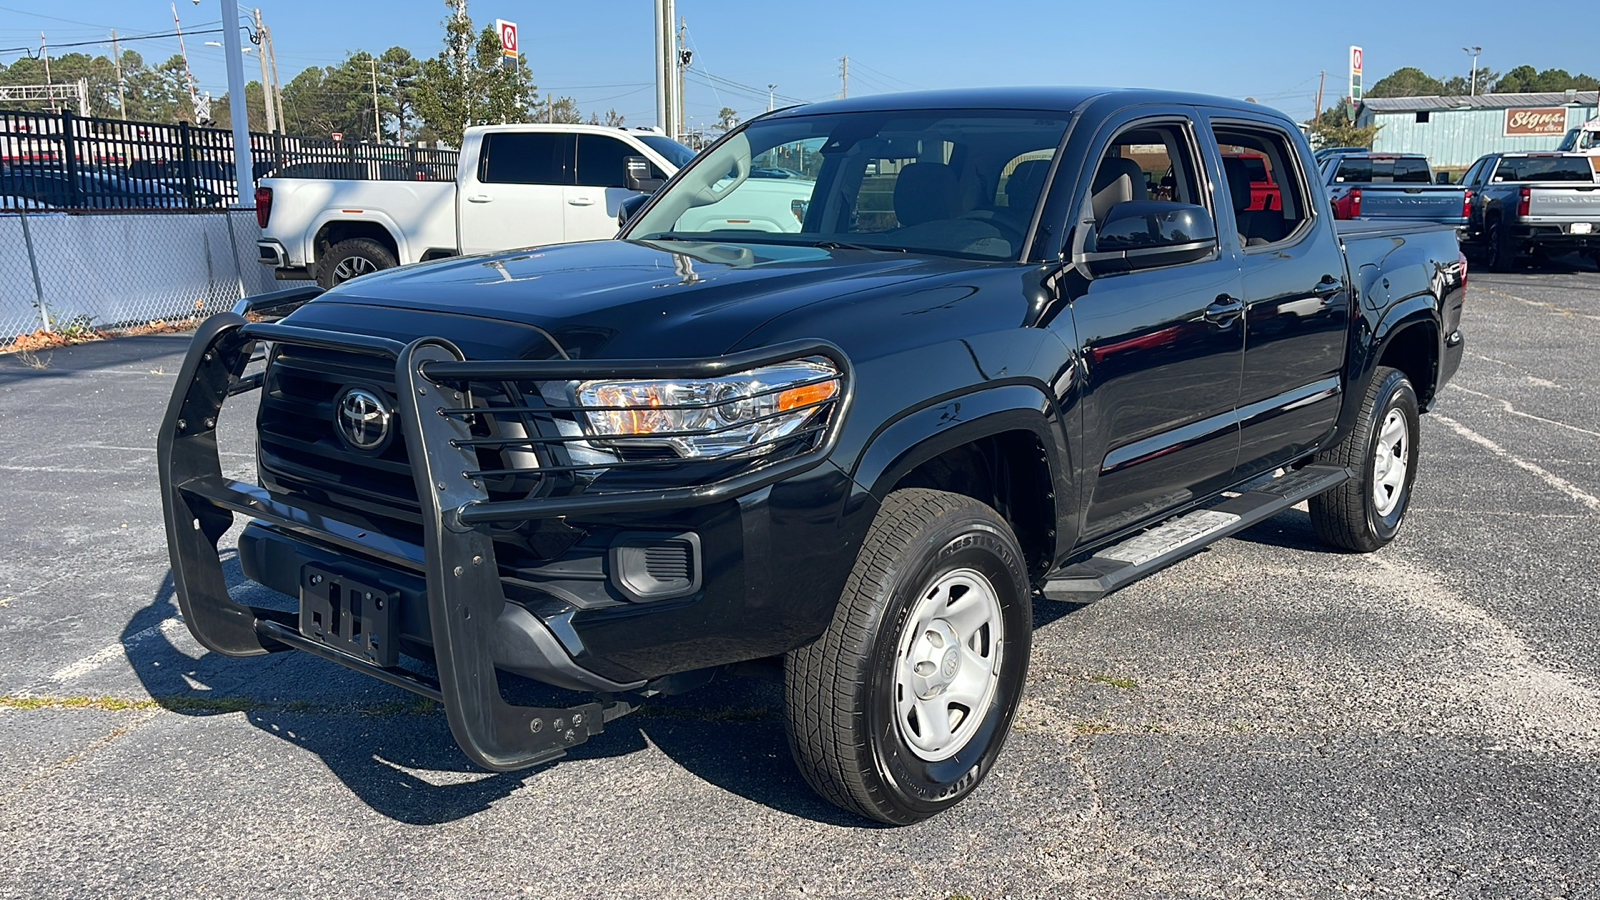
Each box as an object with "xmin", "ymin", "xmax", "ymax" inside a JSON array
[
  {"xmin": 624, "ymin": 156, "xmax": 665, "ymax": 193},
  {"xmin": 1082, "ymin": 201, "xmax": 1217, "ymax": 274},
  {"xmin": 618, "ymin": 192, "xmax": 650, "ymax": 229},
  {"xmin": 1435, "ymin": 171, "xmax": 1453, "ymax": 185}
]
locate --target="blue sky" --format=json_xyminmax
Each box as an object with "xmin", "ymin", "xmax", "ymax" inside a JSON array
[{"xmin": 1, "ymin": 0, "xmax": 1592, "ymax": 133}]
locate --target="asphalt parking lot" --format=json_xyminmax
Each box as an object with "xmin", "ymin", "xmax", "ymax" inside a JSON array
[{"xmin": 2, "ymin": 258, "xmax": 1598, "ymax": 899}]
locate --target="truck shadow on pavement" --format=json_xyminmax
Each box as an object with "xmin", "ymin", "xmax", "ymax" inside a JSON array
[
  {"xmin": 126, "ymin": 556, "xmax": 862, "ymax": 826},
  {"xmin": 124, "ymin": 510, "xmax": 1330, "ymax": 826}
]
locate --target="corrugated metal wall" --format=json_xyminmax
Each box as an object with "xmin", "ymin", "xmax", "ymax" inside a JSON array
[{"xmin": 1362, "ymin": 106, "xmax": 1594, "ymax": 168}]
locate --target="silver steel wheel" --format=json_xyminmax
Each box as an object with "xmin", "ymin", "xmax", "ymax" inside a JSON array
[
  {"xmin": 1372, "ymin": 407, "xmax": 1410, "ymax": 517},
  {"xmin": 331, "ymin": 255, "xmax": 376, "ymax": 283},
  {"xmin": 894, "ymin": 567, "xmax": 1005, "ymax": 762}
]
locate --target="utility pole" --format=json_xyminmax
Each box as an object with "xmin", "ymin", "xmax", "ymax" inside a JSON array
[
  {"xmin": 370, "ymin": 57, "xmax": 382, "ymax": 141},
  {"xmin": 111, "ymin": 31, "xmax": 126, "ymax": 119},
  {"xmin": 676, "ymin": 16, "xmax": 688, "ymax": 142},
  {"xmin": 768, "ymin": 84, "xmax": 777, "ymax": 112},
  {"xmin": 1314, "ymin": 70, "xmax": 1325, "ymax": 119},
  {"xmin": 264, "ymin": 24, "xmax": 283, "ymax": 133},
  {"xmin": 253, "ymin": 9, "xmax": 276, "ymax": 133},
  {"xmin": 839, "ymin": 55, "xmax": 848, "ymax": 99}
]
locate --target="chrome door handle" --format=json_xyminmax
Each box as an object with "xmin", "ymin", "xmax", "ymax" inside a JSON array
[
  {"xmin": 1204, "ymin": 296, "xmax": 1244, "ymax": 325},
  {"xmin": 1312, "ymin": 276, "xmax": 1342, "ymax": 298},
  {"xmin": 567, "ymin": 197, "xmax": 595, "ymax": 206},
  {"xmin": 466, "ymin": 194, "xmax": 493, "ymax": 203}
]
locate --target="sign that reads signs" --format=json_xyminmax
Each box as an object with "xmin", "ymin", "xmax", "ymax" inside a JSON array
[
  {"xmin": 1504, "ymin": 107, "xmax": 1569, "ymax": 137},
  {"xmin": 1349, "ymin": 45, "xmax": 1363, "ymax": 102},
  {"xmin": 495, "ymin": 19, "xmax": 517, "ymax": 57}
]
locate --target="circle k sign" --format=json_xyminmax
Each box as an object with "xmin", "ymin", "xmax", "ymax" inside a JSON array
[{"xmin": 496, "ymin": 19, "xmax": 518, "ymax": 56}]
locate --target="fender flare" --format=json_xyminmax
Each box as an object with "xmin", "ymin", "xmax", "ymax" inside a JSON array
[
  {"xmin": 1337, "ymin": 297, "xmax": 1440, "ymax": 439},
  {"xmin": 848, "ymin": 383, "xmax": 1073, "ymax": 570},
  {"xmin": 302, "ymin": 210, "xmax": 409, "ymax": 267}
]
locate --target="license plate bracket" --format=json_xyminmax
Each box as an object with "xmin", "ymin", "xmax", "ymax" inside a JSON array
[
  {"xmin": 299, "ymin": 565, "xmax": 399, "ymax": 668},
  {"xmin": 1571, "ymin": 222, "xmax": 1593, "ymax": 235}
]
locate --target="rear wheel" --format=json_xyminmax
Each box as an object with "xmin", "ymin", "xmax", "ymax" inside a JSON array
[
  {"xmin": 1309, "ymin": 366, "xmax": 1420, "ymax": 552},
  {"xmin": 1485, "ymin": 218, "xmax": 1515, "ymax": 272},
  {"xmin": 316, "ymin": 237, "xmax": 397, "ymax": 289},
  {"xmin": 784, "ymin": 489, "xmax": 1031, "ymax": 825}
]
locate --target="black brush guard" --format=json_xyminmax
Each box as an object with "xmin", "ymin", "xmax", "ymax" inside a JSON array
[{"xmin": 157, "ymin": 310, "xmax": 850, "ymax": 771}]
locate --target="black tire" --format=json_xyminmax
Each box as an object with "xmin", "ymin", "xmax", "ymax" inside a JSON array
[
  {"xmin": 1309, "ymin": 366, "xmax": 1420, "ymax": 553},
  {"xmin": 315, "ymin": 237, "xmax": 397, "ymax": 289},
  {"xmin": 1485, "ymin": 217, "xmax": 1515, "ymax": 273},
  {"xmin": 784, "ymin": 488, "xmax": 1032, "ymax": 825}
]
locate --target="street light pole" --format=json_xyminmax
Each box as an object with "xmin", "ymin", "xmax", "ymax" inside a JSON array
[
  {"xmin": 1462, "ymin": 46, "xmax": 1482, "ymax": 97},
  {"xmin": 221, "ymin": 0, "xmax": 253, "ymax": 207},
  {"xmin": 768, "ymin": 84, "xmax": 776, "ymax": 112}
]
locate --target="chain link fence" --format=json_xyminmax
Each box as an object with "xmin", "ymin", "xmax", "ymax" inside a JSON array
[{"xmin": 1, "ymin": 209, "xmax": 277, "ymax": 345}]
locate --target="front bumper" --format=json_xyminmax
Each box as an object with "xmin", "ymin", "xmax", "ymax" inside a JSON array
[{"xmin": 157, "ymin": 311, "xmax": 849, "ymax": 771}]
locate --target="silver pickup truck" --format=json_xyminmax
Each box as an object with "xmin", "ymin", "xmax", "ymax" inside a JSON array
[
  {"xmin": 1321, "ymin": 153, "xmax": 1469, "ymax": 228},
  {"xmin": 1458, "ymin": 151, "xmax": 1600, "ymax": 271}
]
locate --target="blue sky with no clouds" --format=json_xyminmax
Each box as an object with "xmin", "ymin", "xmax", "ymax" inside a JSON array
[{"xmin": 0, "ymin": 0, "xmax": 1589, "ymax": 131}]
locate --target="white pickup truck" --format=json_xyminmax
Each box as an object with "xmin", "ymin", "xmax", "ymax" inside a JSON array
[{"xmin": 254, "ymin": 124, "xmax": 697, "ymax": 288}]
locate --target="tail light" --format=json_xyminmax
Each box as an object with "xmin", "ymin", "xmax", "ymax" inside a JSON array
[
  {"xmin": 254, "ymin": 186, "xmax": 273, "ymax": 228},
  {"xmin": 1459, "ymin": 249, "xmax": 1468, "ymax": 295},
  {"xmin": 1517, "ymin": 186, "xmax": 1530, "ymax": 218},
  {"xmin": 1334, "ymin": 187, "xmax": 1361, "ymax": 219},
  {"xmin": 1461, "ymin": 189, "xmax": 1472, "ymax": 219}
]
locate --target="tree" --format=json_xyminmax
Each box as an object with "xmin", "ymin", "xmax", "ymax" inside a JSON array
[
  {"xmin": 415, "ymin": 1, "xmax": 538, "ymax": 145},
  {"xmin": 587, "ymin": 108, "xmax": 625, "ymax": 126},
  {"xmin": 1490, "ymin": 65, "xmax": 1597, "ymax": 94},
  {"xmin": 715, "ymin": 106, "xmax": 739, "ymax": 133},
  {"xmin": 1308, "ymin": 98, "xmax": 1381, "ymax": 150},
  {"xmin": 533, "ymin": 95, "xmax": 582, "ymax": 124},
  {"xmin": 378, "ymin": 47, "xmax": 424, "ymax": 142},
  {"xmin": 1366, "ymin": 67, "xmax": 1444, "ymax": 99}
]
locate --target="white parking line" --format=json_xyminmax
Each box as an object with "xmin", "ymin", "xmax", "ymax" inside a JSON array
[
  {"xmin": 1434, "ymin": 414, "xmax": 1600, "ymax": 513},
  {"xmin": 50, "ymin": 617, "xmax": 190, "ymax": 683},
  {"xmin": 1447, "ymin": 385, "xmax": 1600, "ymax": 439}
]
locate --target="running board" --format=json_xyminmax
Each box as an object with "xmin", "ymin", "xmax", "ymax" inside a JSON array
[{"xmin": 1042, "ymin": 464, "xmax": 1351, "ymax": 604}]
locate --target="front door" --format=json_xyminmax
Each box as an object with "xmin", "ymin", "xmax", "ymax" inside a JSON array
[
  {"xmin": 457, "ymin": 131, "xmax": 572, "ymax": 254},
  {"xmin": 565, "ymin": 134, "xmax": 658, "ymax": 242},
  {"xmin": 1059, "ymin": 113, "xmax": 1246, "ymax": 539},
  {"xmin": 1207, "ymin": 116, "xmax": 1351, "ymax": 477}
]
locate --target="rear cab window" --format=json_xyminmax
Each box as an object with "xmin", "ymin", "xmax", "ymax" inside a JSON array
[
  {"xmin": 1214, "ymin": 125, "xmax": 1312, "ymax": 248},
  {"xmin": 478, "ymin": 132, "xmax": 572, "ymax": 185},
  {"xmin": 1333, "ymin": 156, "xmax": 1432, "ymax": 184},
  {"xmin": 1490, "ymin": 156, "xmax": 1597, "ymax": 183}
]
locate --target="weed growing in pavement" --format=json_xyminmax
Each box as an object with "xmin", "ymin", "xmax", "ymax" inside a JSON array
[{"xmin": 1089, "ymin": 673, "xmax": 1138, "ymax": 689}]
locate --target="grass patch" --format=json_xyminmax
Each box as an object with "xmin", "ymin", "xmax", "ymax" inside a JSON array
[
  {"xmin": 1072, "ymin": 720, "xmax": 1115, "ymax": 735},
  {"xmin": 1089, "ymin": 673, "xmax": 1138, "ymax": 689},
  {"xmin": 1, "ymin": 695, "xmax": 161, "ymax": 712}
]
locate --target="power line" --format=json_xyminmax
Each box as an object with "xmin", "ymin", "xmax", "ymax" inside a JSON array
[
  {"xmin": 0, "ymin": 27, "xmax": 225, "ymax": 57},
  {"xmin": 849, "ymin": 59, "xmax": 922, "ymax": 90}
]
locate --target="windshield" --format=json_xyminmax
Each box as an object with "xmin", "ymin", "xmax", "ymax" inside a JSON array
[
  {"xmin": 1491, "ymin": 156, "xmax": 1597, "ymax": 182},
  {"xmin": 622, "ymin": 109, "xmax": 1072, "ymax": 260},
  {"xmin": 638, "ymin": 135, "xmax": 697, "ymax": 170}
]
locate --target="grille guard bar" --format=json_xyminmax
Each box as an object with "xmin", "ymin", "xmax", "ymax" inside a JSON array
[{"xmin": 157, "ymin": 311, "xmax": 851, "ymax": 771}]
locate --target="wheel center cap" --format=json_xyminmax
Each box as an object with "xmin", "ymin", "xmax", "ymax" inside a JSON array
[{"xmin": 941, "ymin": 648, "xmax": 961, "ymax": 680}]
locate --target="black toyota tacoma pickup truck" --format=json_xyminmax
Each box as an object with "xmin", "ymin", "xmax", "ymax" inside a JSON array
[{"xmin": 159, "ymin": 88, "xmax": 1465, "ymax": 825}]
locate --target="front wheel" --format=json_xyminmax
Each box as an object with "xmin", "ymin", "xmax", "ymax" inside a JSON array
[
  {"xmin": 784, "ymin": 489, "xmax": 1032, "ymax": 825},
  {"xmin": 1309, "ymin": 366, "xmax": 1420, "ymax": 552}
]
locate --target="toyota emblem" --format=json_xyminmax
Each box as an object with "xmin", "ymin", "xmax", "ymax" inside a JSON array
[{"xmin": 335, "ymin": 386, "xmax": 393, "ymax": 452}]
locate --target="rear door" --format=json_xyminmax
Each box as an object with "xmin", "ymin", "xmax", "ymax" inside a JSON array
[
  {"xmin": 568, "ymin": 134, "xmax": 659, "ymax": 241},
  {"xmin": 1206, "ymin": 113, "xmax": 1350, "ymax": 478},
  {"xmin": 457, "ymin": 131, "xmax": 571, "ymax": 253},
  {"xmin": 1056, "ymin": 109, "xmax": 1246, "ymax": 539}
]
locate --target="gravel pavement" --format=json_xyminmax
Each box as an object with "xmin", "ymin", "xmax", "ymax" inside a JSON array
[{"xmin": 1, "ymin": 258, "xmax": 1598, "ymax": 899}]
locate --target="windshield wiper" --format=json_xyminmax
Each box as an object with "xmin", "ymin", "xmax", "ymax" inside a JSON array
[{"xmin": 812, "ymin": 240, "xmax": 906, "ymax": 253}]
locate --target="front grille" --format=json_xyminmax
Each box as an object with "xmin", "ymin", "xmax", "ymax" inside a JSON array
[{"xmin": 257, "ymin": 344, "xmax": 422, "ymax": 531}]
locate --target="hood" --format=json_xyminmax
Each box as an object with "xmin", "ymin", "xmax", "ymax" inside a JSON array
[{"xmin": 282, "ymin": 240, "xmax": 969, "ymax": 360}]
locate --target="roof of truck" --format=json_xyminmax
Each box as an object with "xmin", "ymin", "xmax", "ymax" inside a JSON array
[{"xmin": 766, "ymin": 87, "xmax": 1293, "ymax": 123}]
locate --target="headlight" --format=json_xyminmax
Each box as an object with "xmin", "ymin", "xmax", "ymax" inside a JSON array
[{"xmin": 575, "ymin": 357, "xmax": 840, "ymax": 458}]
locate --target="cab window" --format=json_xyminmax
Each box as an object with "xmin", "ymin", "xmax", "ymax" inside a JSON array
[{"xmin": 1213, "ymin": 125, "xmax": 1310, "ymax": 248}]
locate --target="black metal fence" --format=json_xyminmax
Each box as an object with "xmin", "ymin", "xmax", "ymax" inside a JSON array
[{"xmin": 0, "ymin": 108, "xmax": 460, "ymax": 212}]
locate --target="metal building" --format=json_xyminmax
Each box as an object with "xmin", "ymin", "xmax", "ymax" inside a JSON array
[{"xmin": 1356, "ymin": 91, "xmax": 1599, "ymax": 168}]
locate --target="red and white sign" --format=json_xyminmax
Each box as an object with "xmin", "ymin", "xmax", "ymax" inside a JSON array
[
  {"xmin": 1349, "ymin": 45, "xmax": 1364, "ymax": 101},
  {"xmin": 1350, "ymin": 46, "xmax": 1363, "ymax": 74},
  {"xmin": 331, "ymin": 132, "xmax": 343, "ymax": 142},
  {"xmin": 495, "ymin": 19, "xmax": 517, "ymax": 57},
  {"xmin": 1504, "ymin": 107, "xmax": 1569, "ymax": 137}
]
